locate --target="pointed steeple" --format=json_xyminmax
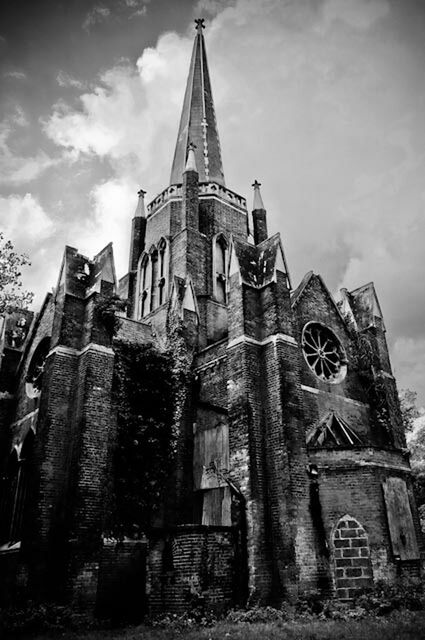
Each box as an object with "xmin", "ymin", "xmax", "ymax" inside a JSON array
[{"xmin": 170, "ymin": 18, "xmax": 225, "ymax": 186}]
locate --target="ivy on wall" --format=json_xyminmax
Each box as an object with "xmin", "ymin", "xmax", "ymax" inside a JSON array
[
  {"xmin": 111, "ymin": 340, "xmax": 176, "ymax": 534},
  {"xmin": 345, "ymin": 318, "xmax": 395, "ymax": 445},
  {"xmin": 109, "ymin": 311, "xmax": 195, "ymax": 536}
]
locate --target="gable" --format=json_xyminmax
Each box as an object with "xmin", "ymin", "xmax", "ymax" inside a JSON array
[{"xmin": 292, "ymin": 272, "xmax": 350, "ymax": 338}]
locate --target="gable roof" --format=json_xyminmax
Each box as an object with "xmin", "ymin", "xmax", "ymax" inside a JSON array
[
  {"xmin": 230, "ymin": 233, "xmax": 291, "ymax": 289},
  {"xmin": 291, "ymin": 271, "xmax": 348, "ymax": 328}
]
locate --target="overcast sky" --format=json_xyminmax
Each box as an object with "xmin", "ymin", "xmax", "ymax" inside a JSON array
[{"xmin": 1, "ymin": 0, "xmax": 425, "ymax": 406}]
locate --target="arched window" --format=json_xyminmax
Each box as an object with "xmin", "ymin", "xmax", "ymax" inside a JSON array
[
  {"xmin": 213, "ymin": 234, "xmax": 228, "ymax": 304},
  {"xmin": 0, "ymin": 431, "xmax": 34, "ymax": 545},
  {"xmin": 332, "ymin": 514, "xmax": 373, "ymax": 599},
  {"xmin": 150, "ymin": 249, "xmax": 158, "ymax": 312},
  {"xmin": 158, "ymin": 239, "xmax": 168, "ymax": 307},
  {"xmin": 138, "ymin": 254, "xmax": 150, "ymax": 319},
  {"xmin": 137, "ymin": 241, "xmax": 169, "ymax": 319}
]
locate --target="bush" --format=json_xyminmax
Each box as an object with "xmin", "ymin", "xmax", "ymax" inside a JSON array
[
  {"xmin": 355, "ymin": 579, "xmax": 425, "ymax": 615},
  {"xmin": 226, "ymin": 605, "xmax": 291, "ymax": 624},
  {"xmin": 0, "ymin": 602, "xmax": 97, "ymax": 636},
  {"xmin": 148, "ymin": 608, "xmax": 219, "ymax": 630}
]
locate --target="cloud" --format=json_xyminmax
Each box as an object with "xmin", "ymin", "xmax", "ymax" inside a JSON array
[
  {"xmin": 41, "ymin": 0, "xmax": 425, "ymax": 402},
  {"xmin": 3, "ymin": 70, "xmax": 27, "ymax": 81},
  {"xmin": 56, "ymin": 71, "xmax": 86, "ymax": 90},
  {"xmin": 75, "ymin": 178, "xmax": 137, "ymax": 277},
  {"xmin": 0, "ymin": 109, "xmax": 59, "ymax": 185},
  {"xmin": 82, "ymin": 5, "xmax": 111, "ymax": 32},
  {"xmin": 321, "ymin": 0, "xmax": 390, "ymax": 31},
  {"xmin": 44, "ymin": 34, "xmax": 192, "ymax": 192},
  {"xmin": 0, "ymin": 193, "xmax": 56, "ymax": 307},
  {"xmin": 392, "ymin": 338, "xmax": 425, "ymax": 408}
]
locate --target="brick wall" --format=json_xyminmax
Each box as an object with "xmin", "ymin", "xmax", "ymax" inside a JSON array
[
  {"xmin": 148, "ymin": 526, "xmax": 236, "ymax": 614},
  {"xmin": 333, "ymin": 515, "xmax": 373, "ymax": 599},
  {"xmin": 96, "ymin": 539, "xmax": 147, "ymax": 621}
]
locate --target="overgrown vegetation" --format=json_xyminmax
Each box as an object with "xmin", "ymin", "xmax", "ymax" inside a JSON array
[
  {"xmin": 344, "ymin": 317, "xmax": 396, "ymax": 443},
  {"xmin": 0, "ymin": 232, "xmax": 33, "ymax": 313},
  {"xmin": 96, "ymin": 294, "xmax": 127, "ymax": 339},
  {"xmin": 3, "ymin": 592, "xmax": 425, "ymax": 638},
  {"xmin": 110, "ymin": 340, "xmax": 176, "ymax": 535}
]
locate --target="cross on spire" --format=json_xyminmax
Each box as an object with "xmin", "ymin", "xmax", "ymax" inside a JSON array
[
  {"xmin": 195, "ymin": 18, "xmax": 205, "ymax": 33},
  {"xmin": 252, "ymin": 179, "xmax": 265, "ymax": 211}
]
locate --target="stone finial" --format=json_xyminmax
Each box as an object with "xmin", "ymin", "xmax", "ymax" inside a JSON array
[
  {"xmin": 135, "ymin": 188, "xmax": 146, "ymax": 217},
  {"xmin": 185, "ymin": 142, "xmax": 198, "ymax": 173},
  {"xmin": 252, "ymin": 180, "xmax": 265, "ymax": 211}
]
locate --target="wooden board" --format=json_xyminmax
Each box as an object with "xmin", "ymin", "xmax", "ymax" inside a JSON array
[
  {"xmin": 193, "ymin": 423, "xmax": 229, "ymax": 490},
  {"xmin": 202, "ymin": 487, "xmax": 231, "ymax": 526},
  {"xmin": 382, "ymin": 477, "xmax": 419, "ymax": 560}
]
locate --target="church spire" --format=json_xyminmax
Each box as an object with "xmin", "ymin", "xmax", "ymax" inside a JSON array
[{"xmin": 170, "ymin": 18, "xmax": 225, "ymax": 186}]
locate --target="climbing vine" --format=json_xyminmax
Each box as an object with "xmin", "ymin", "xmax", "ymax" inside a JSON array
[
  {"xmin": 111, "ymin": 340, "xmax": 176, "ymax": 535},
  {"xmin": 344, "ymin": 316, "xmax": 394, "ymax": 444},
  {"xmin": 109, "ymin": 309, "xmax": 195, "ymax": 536},
  {"xmin": 96, "ymin": 294, "xmax": 127, "ymax": 339}
]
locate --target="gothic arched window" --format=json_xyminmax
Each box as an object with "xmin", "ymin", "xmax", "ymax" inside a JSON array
[
  {"xmin": 158, "ymin": 238, "xmax": 168, "ymax": 307},
  {"xmin": 213, "ymin": 234, "xmax": 228, "ymax": 304},
  {"xmin": 150, "ymin": 249, "xmax": 158, "ymax": 312},
  {"xmin": 0, "ymin": 430, "xmax": 34, "ymax": 545},
  {"xmin": 138, "ymin": 254, "xmax": 150, "ymax": 319}
]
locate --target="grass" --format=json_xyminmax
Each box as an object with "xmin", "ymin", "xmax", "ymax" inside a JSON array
[{"xmin": 27, "ymin": 610, "xmax": 425, "ymax": 640}]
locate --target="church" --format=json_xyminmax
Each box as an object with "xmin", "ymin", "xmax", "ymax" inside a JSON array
[{"xmin": 0, "ymin": 19, "xmax": 422, "ymax": 618}]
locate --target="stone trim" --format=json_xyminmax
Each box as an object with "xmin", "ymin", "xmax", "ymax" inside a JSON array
[
  {"xmin": 227, "ymin": 333, "xmax": 297, "ymax": 350},
  {"xmin": 194, "ymin": 354, "xmax": 227, "ymax": 373},
  {"xmin": 47, "ymin": 343, "xmax": 114, "ymax": 359},
  {"xmin": 301, "ymin": 384, "xmax": 368, "ymax": 407}
]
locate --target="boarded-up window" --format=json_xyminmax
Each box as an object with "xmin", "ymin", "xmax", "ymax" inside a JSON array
[
  {"xmin": 382, "ymin": 477, "xmax": 419, "ymax": 560},
  {"xmin": 193, "ymin": 424, "xmax": 229, "ymax": 490},
  {"xmin": 193, "ymin": 423, "xmax": 231, "ymax": 526},
  {"xmin": 202, "ymin": 487, "xmax": 231, "ymax": 526}
]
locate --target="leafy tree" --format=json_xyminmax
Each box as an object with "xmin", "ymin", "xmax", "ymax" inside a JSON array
[
  {"xmin": 399, "ymin": 388, "xmax": 420, "ymax": 433},
  {"xmin": 0, "ymin": 232, "xmax": 33, "ymax": 314}
]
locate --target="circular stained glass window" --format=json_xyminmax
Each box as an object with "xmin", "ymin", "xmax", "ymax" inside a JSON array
[{"xmin": 301, "ymin": 322, "xmax": 347, "ymax": 384}]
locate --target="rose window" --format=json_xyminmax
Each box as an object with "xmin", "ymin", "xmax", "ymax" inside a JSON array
[{"xmin": 301, "ymin": 323, "xmax": 347, "ymax": 384}]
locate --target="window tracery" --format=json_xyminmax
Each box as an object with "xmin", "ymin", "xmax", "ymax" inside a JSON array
[{"xmin": 138, "ymin": 239, "xmax": 169, "ymax": 319}]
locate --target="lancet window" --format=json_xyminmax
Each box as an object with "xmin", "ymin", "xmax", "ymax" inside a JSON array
[
  {"xmin": 213, "ymin": 234, "xmax": 228, "ymax": 304},
  {"xmin": 138, "ymin": 239, "xmax": 168, "ymax": 319}
]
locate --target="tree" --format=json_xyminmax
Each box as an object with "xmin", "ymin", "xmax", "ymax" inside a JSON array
[
  {"xmin": 399, "ymin": 388, "xmax": 420, "ymax": 433},
  {"xmin": 0, "ymin": 232, "xmax": 33, "ymax": 314}
]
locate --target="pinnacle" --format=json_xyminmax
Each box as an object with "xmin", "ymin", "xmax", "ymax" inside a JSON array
[{"xmin": 252, "ymin": 180, "xmax": 265, "ymax": 210}]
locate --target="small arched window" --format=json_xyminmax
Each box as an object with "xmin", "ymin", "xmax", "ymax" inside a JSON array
[
  {"xmin": 214, "ymin": 234, "xmax": 228, "ymax": 304},
  {"xmin": 138, "ymin": 254, "xmax": 150, "ymax": 319},
  {"xmin": 158, "ymin": 239, "xmax": 168, "ymax": 307},
  {"xmin": 150, "ymin": 249, "xmax": 158, "ymax": 312}
]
